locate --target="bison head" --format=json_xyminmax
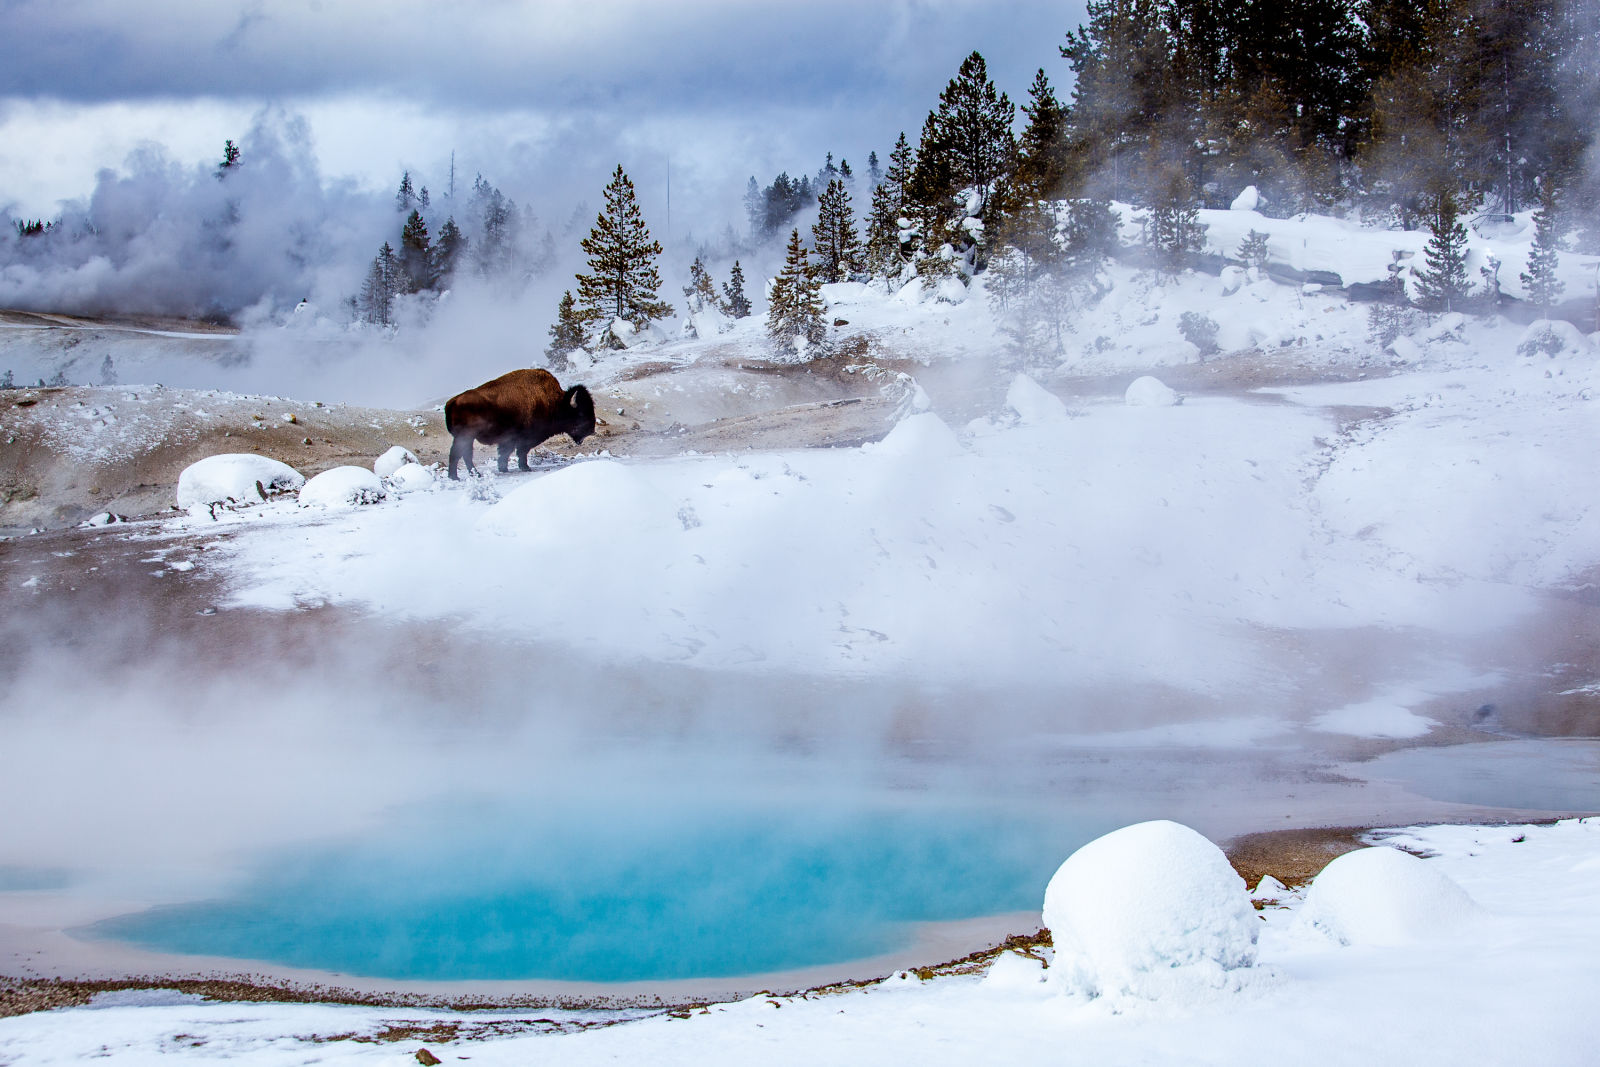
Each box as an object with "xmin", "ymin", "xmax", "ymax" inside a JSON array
[{"xmin": 565, "ymin": 384, "xmax": 597, "ymax": 444}]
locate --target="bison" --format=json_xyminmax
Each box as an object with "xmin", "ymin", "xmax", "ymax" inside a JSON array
[{"xmin": 444, "ymin": 369, "xmax": 596, "ymax": 480}]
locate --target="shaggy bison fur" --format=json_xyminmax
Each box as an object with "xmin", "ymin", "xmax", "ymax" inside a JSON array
[{"xmin": 444, "ymin": 369, "xmax": 596, "ymax": 479}]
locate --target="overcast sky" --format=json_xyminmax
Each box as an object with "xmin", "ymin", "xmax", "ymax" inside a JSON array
[{"xmin": 0, "ymin": 0, "xmax": 1088, "ymax": 230}]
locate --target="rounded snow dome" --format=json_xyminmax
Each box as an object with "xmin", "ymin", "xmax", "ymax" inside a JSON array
[
  {"xmin": 1125, "ymin": 376, "xmax": 1182, "ymax": 407},
  {"xmin": 1297, "ymin": 846, "xmax": 1482, "ymax": 947},
  {"xmin": 374, "ymin": 445, "xmax": 420, "ymax": 478},
  {"xmin": 176, "ymin": 453, "xmax": 305, "ymax": 509},
  {"xmin": 298, "ymin": 465, "xmax": 387, "ymax": 508},
  {"xmin": 1042, "ymin": 820, "xmax": 1258, "ymax": 1000},
  {"xmin": 385, "ymin": 462, "xmax": 435, "ymax": 494}
]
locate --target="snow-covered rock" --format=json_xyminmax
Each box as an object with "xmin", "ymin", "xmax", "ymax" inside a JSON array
[
  {"xmin": 872, "ymin": 411, "xmax": 964, "ymax": 460},
  {"xmin": 1298, "ymin": 846, "xmax": 1482, "ymax": 947},
  {"xmin": 892, "ymin": 277, "xmax": 929, "ymax": 307},
  {"xmin": 1043, "ymin": 820, "xmax": 1259, "ymax": 1001},
  {"xmin": 384, "ymin": 462, "xmax": 436, "ymax": 494},
  {"xmin": 1219, "ymin": 266, "xmax": 1247, "ymax": 295},
  {"xmin": 1125, "ymin": 376, "xmax": 1182, "ymax": 407},
  {"xmin": 1230, "ymin": 186, "xmax": 1261, "ymax": 212},
  {"xmin": 932, "ymin": 278, "xmax": 969, "ymax": 305},
  {"xmin": 1006, "ymin": 374, "xmax": 1070, "ymax": 424},
  {"xmin": 374, "ymin": 445, "xmax": 419, "ymax": 478},
  {"xmin": 298, "ymin": 466, "xmax": 386, "ymax": 508},
  {"xmin": 982, "ymin": 949, "xmax": 1048, "ymax": 993},
  {"xmin": 819, "ymin": 282, "xmax": 875, "ymax": 307},
  {"xmin": 175, "ymin": 454, "xmax": 305, "ymax": 509},
  {"xmin": 1421, "ymin": 312, "xmax": 1466, "ymax": 343}
]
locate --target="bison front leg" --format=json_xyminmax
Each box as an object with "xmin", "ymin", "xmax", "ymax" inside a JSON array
[
  {"xmin": 497, "ymin": 442, "xmax": 514, "ymax": 473},
  {"xmin": 448, "ymin": 434, "xmax": 475, "ymax": 480},
  {"xmin": 516, "ymin": 444, "xmax": 533, "ymax": 471}
]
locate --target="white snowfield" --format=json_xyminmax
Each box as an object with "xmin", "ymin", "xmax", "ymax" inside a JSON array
[
  {"xmin": 3, "ymin": 818, "xmax": 1596, "ymax": 1065},
  {"xmin": 173, "ymin": 453, "xmax": 304, "ymax": 509}
]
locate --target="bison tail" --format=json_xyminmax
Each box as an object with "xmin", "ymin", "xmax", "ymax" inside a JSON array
[{"xmin": 443, "ymin": 398, "xmax": 457, "ymax": 434}]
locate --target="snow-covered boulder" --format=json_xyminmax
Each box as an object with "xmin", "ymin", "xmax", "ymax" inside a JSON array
[
  {"xmin": 1125, "ymin": 376, "xmax": 1183, "ymax": 407},
  {"xmin": 982, "ymin": 949, "xmax": 1048, "ymax": 993},
  {"xmin": 1230, "ymin": 186, "xmax": 1261, "ymax": 212},
  {"xmin": 1219, "ymin": 266, "xmax": 1247, "ymax": 296},
  {"xmin": 819, "ymin": 282, "xmax": 875, "ymax": 307},
  {"xmin": 176, "ymin": 454, "xmax": 305, "ymax": 509},
  {"xmin": 1421, "ymin": 312, "xmax": 1466, "ymax": 343},
  {"xmin": 384, "ymin": 462, "xmax": 436, "ymax": 494},
  {"xmin": 1006, "ymin": 374, "xmax": 1070, "ymax": 424},
  {"xmin": 1042, "ymin": 821, "xmax": 1258, "ymax": 1001},
  {"xmin": 893, "ymin": 277, "xmax": 929, "ymax": 307},
  {"xmin": 1516, "ymin": 319, "xmax": 1592, "ymax": 359},
  {"xmin": 374, "ymin": 445, "xmax": 419, "ymax": 478},
  {"xmin": 932, "ymin": 277, "xmax": 969, "ymax": 305},
  {"xmin": 871, "ymin": 411, "xmax": 964, "ymax": 460},
  {"xmin": 1297, "ymin": 846, "xmax": 1482, "ymax": 947},
  {"xmin": 298, "ymin": 466, "xmax": 386, "ymax": 508}
]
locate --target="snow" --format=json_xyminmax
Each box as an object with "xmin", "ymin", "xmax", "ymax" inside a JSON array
[
  {"xmin": 373, "ymin": 444, "xmax": 418, "ymax": 477},
  {"xmin": 1041, "ymin": 820, "xmax": 1258, "ymax": 1002},
  {"xmin": 1124, "ymin": 375, "xmax": 1181, "ymax": 407},
  {"xmin": 1296, "ymin": 845, "xmax": 1483, "ymax": 947},
  {"xmin": 1229, "ymin": 185, "xmax": 1260, "ymax": 212},
  {"xmin": 297, "ymin": 465, "xmax": 386, "ymax": 508},
  {"xmin": 384, "ymin": 461, "xmax": 435, "ymax": 493},
  {"xmin": 1004, "ymin": 373, "xmax": 1070, "ymax": 424},
  {"xmin": 9, "ymin": 819, "xmax": 1595, "ymax": 1065},
  {"xmin": 477, "ymin": 458, "xmax": 678, "ymax": 544},
  {"xmin": 1311, "ymin": 698, "xmax": 1438, "ymax": 739},
  {"xmin": 174, "ymin": 453, "xmax": 305, "ymax": 509}
]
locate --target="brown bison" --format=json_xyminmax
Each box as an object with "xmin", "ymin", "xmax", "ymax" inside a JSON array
[{"xmin": 444, "ymin": 369, "xmax": 596, "ymax": 480}]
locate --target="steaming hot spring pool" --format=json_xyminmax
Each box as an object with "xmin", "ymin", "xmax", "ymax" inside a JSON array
[{"xmin": 86, "ymin": 800, "xmax": 1088, "ymax": 984}]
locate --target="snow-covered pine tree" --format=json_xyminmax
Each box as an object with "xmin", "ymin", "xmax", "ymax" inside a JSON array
[
  {"xmin": 923, "ymin": 51, "xmax": 1016, "ymax": 218},
  {"xmin": 1144, "ymin": 167, "xmax": 1205, "ymax": 274},
  {"xmin": 396, "ymin": 171, "xmax": 417, "ymax": 214},
  {"xmin": 433, "ymin": 218, "xmax": 467, "ymax": 285},
  {"xmin": 744, "ymin": 177, "xmax": 764, "ymax": 236},
  {"xmin": 723, "ymin": 260, "xmax": 752, "ymax": 318},
  {"xmin": 1015, "ymin": 68, "xmax": 1067, "ymax": 198},
  {"xmin": 546, "ymin": 290, "xmax": 586, "ymax": 371},
  {"xmin": 839, "ymin": 159, "xmax": 854, "ymax": 185},
  {"xmin": 865, "ymin": 133, "xmax": 914, "ymax": 279},
  {"xmin": 811, "ymin": 179, "xmax": 863, "ymax": 284},
  {"xmin": 1520, "ymin": 181, "xmax": 1564, "ymax": 316},
  {"xmin": 1236, "ymin": 229, "xmax": 1270, "ymax": 271},
  {"xmin": 359, "ymin": 243, "xmax": 402, "ymax": 325},
  {"xmin": 471, "ymin": 176, "xmax": 519, "ymax": 279},
  {"xmin": 867, "ymin": 151, "xmax": 882, "ymax": 187},
  {"xmin": 1414, "ymin": 189, "xmax": 1471, "ymax": 312},
  {"xmin": 684, "ymin": 255, "xmax": 722, "ymax": 311},
  {"xmin": 575, "ymin": 165, "xmax": 673, "ymax": 333},
  {"xmin": 399, "ymin": 210, "xmax": 433, "ymax": 292},
  {"xmin": 816, "ymin": 152, "xmax": 840, "ymax": 189},
  {"xmin": 215, "ymin": 139, "xmax": 241, "ymax": 179},
  {"xmin": 767, "ymin": 229, "xmax": 826, "ymax": 355}
]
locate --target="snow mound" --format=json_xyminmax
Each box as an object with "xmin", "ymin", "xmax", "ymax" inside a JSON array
[
  {"xmin": 385, "ymin": 462, "xmax": 436, "ymax": 494},
  {"xmin": 1125, "ymin": 376, "xmax": 1183, "ymax": 407},
  {"xmin": 1230, "ymin": 186, "xmax": 1260, "ymax": 212},
  {"xmin": 1517, "ymin": 319, "xmax": 1592, "ymax": 359},
  {"xmin": 1006, "ymin": 374, "xmax": 1070, "ymax": 424},
  {"xmin": 298, "ymin": 466, "xmax": 386, "ymax": 508},
  {"xmin": 1042, "ymin": 820, "xmax": 1258, "ymax": 1001},
  {"xmin": 932, "ymin": 278, "xmax": 969, "ymax": 305},
  {"xmin": 819, "ymin": 282, "xmax": 875, "ymax": 306},
  {"xmin": 374, "ymin": 445, "xmax": 419, "ymax": 478},
  {"xmin": 872, "ymin": 412, "xmax": 964, "ymax": 459},
  {"xmin": 176, "ymin": 454, "xmax": 305, "ymax": 509},
  {"xmin": 982, "ymin": 950, "xmax": 1047, "ymax": 993},
  {"xmin": 477, "ymin": 459, "xmax": 677, "ymax": 542},
  {"xmin": 1298, "ymin": 846, "xmax": 1483, "ymax": 946},
  {"xmin": 892, "ymin": 278, "xmax": 929, "ymax": 307}
]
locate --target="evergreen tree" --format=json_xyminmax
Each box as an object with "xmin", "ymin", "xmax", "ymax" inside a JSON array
[
  {"xmin": 98, "ymin": 354, "xmax": 117, "ymax": 387},
  {"xmin": 683, "ymin": 255, "xmax": 722, "ymax": 312},
  {"xmin": 1144, "ymin": 167, "xmax": 1206, "ymax": 273},
  {"xmin": 1061, "ymin": 0, "xmax": 1171, "ymax": 202},
  {"xmin": 766, "ymin": 229, "xmax": 826, "ymax": 354},
  {"xmin": 575, "ymin": 165, "xmax": 673, "ymax": 329},
  {"xmin": 396, "ymin": 171, "xmax": 417, "ymax": 214},
  {"xmin": 1015, "ymin": 68, "xmax": 1068, "ymax": 198},
  {"xmin": 866, "ymin": 132, "xmax": 914, "ymax": 278},
  {"xmin": 399, "ymin": 210, "xmax": 433, "ymax": 292},
  {"xmin": 433, "ymin": 217, "xmax": 467, "ymax": 284},
  {"xmin": 816, "ymin": 152, "xmax": 840, "ymax": 188},
  {"xmin": 470, "ymin": 175, "xmax": 519, "ymax": 278},
  {"xmin": 1520, "ymin": 181, "xmax": 1564, "ymax": 316},
  {"xmin": 546, "ymin": 290, "xmax": 586, "ymax": 370},
  {"xmin": 867, "ymin": 150, "xmax": 882, "ymax": 187},
  {"xmin": 215, "ymin": 139, "xmax": 241, "ymax": 179},
  {"xmin": 0, "ymin": 370, "xmax": 13, "ymax": 390},
  {"xmin": 723, "ymin": 260, "xmax": 752, "ymax": 318},
  {"xmin": 744, "ymin": 176, "xmax": 764, "ymax": 236},
  {"xmin": 1413, "ymin": 188, "xmax": 1471, "ymax": 311},
  {"xmin": 419, "ymin": 186, "xmax": 430, "ymax": 210},
  {"xmin": 1236, "ymin": 229, "xmax": 1271, "ymax": 270},
  {"xmin": 839, "ymin": 159, "xmax": 854, "ymax": 184},
  {"xmin": 919, "ymin": 51, "xmax": 1016, "ymax": 218},
  {"xmin": 811, "ymin": 179, "xmax": 862, "ymax": 284},
  {"xmin": 359, "ymin": 243, "xmax": 402, "ymax": 325}
]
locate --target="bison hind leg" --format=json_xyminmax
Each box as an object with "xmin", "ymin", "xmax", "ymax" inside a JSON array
[
  {"xmin": 516, "ymin": 443, "xmax": 533, "ymax": 471},
  {"xmin": 496, "ymin": 441, "xmax": 514, "ymax": 473},
  {"xmin": 448, "ymin": 434, "xmax": 476, "ymax": 480}
]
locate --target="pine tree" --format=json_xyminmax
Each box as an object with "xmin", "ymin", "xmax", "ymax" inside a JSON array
[
  {"xmin": 919, "ymin": 51, "xmax": 1016, "ymax": 218},
  {"xmin": 1015, "ymin": 68, "xmax": 1067, "ymax": 198},
  {"xmin": 546, "ymin": 290, "xmax": 586, "ymax": 370},
  {"xmin": 1520, "ymin": 181, "xmax": 1564, "ymax": 316},
  {"xmin": 811, "ymin": 179, "xmax": 862, "ymax": 284},
  {"xmin": 1145, "ymin": 168, "xmax": 1206, "ymax": 273},
  {"xmin": 816, "ymin": 152, "xmax": 840, "ymax": 188},
  {"xmin": 1414, "ymin": 188, "xmax": 1471, "ymax": 311},
  {"xmin": 867, "ymin": 151, "xmax": 882, "ymax": 187},
  {"xmin": 215, "ymin": 139, "xmax": 241, "ymax": 179},
  {"xmin": 396, "ymin": 171, "xmax": 417, "ymax": 214},
  {"xmin": 575, "ymin": 165, "xmax": 673, "ymax": 329},
  {"xmin": 866, "ymin": 133, "xmax": 914, "ymax": 278},
  {"xmin": 723, "ymin": 260, "xmax": 752, "ymax": 318},
  {"xmin": 419, "ymin": 186, "xmax": 430, "ymax": 210},
  {"xmin": 470, "ymin": 176, "xmax": 518, "ymax": 278},
  {"xmin": 766, "ymin": 229, "xmax": 826, "ymax": 354},
  {"xmin": 684, "ymin": 255, "xmax": 721, "ymax": 312},
  {"xmin": 399, "ymin": 210, "xmax": 433, "ymax": 292},
  {"xmin": 433, "ymin": 217, "xmax": 467, "ymax": 284},
  {"xmin": 744, "ymin": 176, "xmax": 764, "ymax": 236},
  {"xmin": 1236, "ymin": 229, "xmax": 1271, "ymax": 270},
  {"xmin": 359, "ymin": 243, "xmax": 402, "ymax": 325}
]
